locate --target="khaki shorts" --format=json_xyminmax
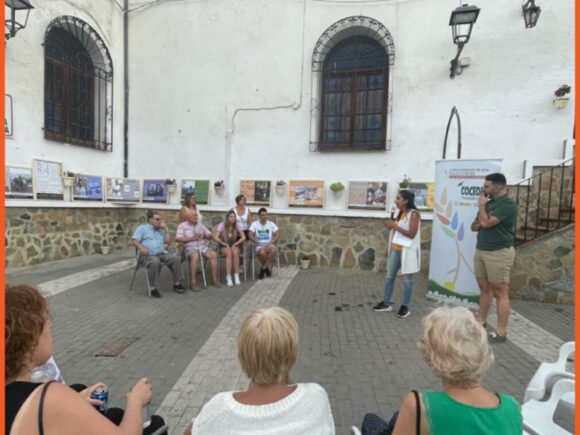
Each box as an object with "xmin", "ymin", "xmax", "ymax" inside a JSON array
[
  {"xmin": 473, "ymin": 246, "xmax": 516, "ymax": 283},
  {"xmin": 474, "ymin": 247, "xmax": 515, "ymax": 284}
]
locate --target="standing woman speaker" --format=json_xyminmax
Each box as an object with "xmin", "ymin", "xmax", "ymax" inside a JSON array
[{"xmin": 373, "ymin": 190, "xmax": 421, "ymax": 318}]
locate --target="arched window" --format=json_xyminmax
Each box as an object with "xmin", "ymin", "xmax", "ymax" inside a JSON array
[
  {"xmin": 44, "ymin": 16, "xmax": 113, "ymax": 151},
  {"xmin": 320, "ymin": 36, "xmax": 388, "ymax": 149},
  {"xmin": 310, "ymin": 16, "xmax": 395, "ymax": 152}
]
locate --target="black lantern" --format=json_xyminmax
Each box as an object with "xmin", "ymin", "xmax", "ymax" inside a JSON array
[
  {"xmin": 522, "ymin": 0, "xmax": 541, "ymax": 29},
  {"xmin": 449, "ymin": 4, "xmax": 480, "ymax": 79},
  {"xmin": 5, "ymin": 0, "xmax": 35, "ymax": 40}
]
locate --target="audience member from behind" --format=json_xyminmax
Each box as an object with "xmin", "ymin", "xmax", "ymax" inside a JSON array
[
  {"xmin": 180, "ymin": 193, "xmax": 203, "ymax": 224},
  {"xmin": 132, "ymin": 210, "xmax": 185, "ymax": 298},
  {"xmin": 213, "ymin": 210, "xmax": 246, "ymax": 287},
  {"xmin": 185, "ymin": 307, "xmax": 335, "ymax": 434},
  {"xmin": 176, "ymin": 210, "xmax": 221, "ymax": 290},
  {"xmin": 233, "ymin": 194, "xmax": 253, "ymax": 240},
  {"xmin": 248, "ymin": 207, "xmax": 279, "ymax": 279},
  {"xmin": 6, "ymin": 284, "xmax": 167, "ymax": 435},
  {"xmin": 361, "ymin": 305, "xmax": 522, "ymax": 435}
]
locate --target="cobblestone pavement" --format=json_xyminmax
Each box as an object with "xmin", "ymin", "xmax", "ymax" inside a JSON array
[{"xmin": 6, "ymin": 251, "xmax": 575, "ymax": 434}]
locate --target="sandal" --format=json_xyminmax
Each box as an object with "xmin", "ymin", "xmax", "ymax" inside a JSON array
[{"xmin": 488, "ymin": 331, "xmax": 507, "ymax": 344}]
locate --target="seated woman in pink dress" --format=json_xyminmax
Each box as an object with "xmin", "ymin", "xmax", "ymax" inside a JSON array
[{"xmin": 212, "ymin": 210, "xmax": 246, "ymax": 287}]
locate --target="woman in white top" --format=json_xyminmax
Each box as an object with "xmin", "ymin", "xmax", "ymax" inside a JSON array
[
  {"xmin": 180, "ymin": 193, "xmax": 203, "ymax": 224},
  {"xmin": 373, "ymin": 190, "xmax": 421, "ymax": 318},
  {"xmin": 185, "ymin": 307, "xmax": 335, "ymax": 435},
  {"xmin": 233, "ymin": 194, "xmax": 252, "ymax": 240}
]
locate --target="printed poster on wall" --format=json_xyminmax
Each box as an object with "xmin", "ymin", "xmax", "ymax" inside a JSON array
[
  {"xmin": 348, "ymin": 181, "xmax": 387, "ymax": 210},
  {"xmin": 73, "ymin": 174, "xmax": 103, "ymax": 201},
  {"xmin": 408, "ymin": 182, "xmax": 435, "ymax": 210},
  {"xmin": 142, "ymin": 179, "xmax": 168, "ymax": 203},
  {"xmin": 288, "ymin": 180, "xmax": 324, "ymax": 208},
  {"xmin": 105, "ymin": 177, "xmax": 141, "ymax": 202},
  {"xmin": 5, "ymin": 166, "xmax": 33, "ymax": 199},
  {"xmin": 427, "ymin": 159, "xmax": 503, "ymax": 308},
  {"xmin": 181, "ymin": 179, "xmax": 210, "ymax": 204},
  {"xmin": 33, "ymin": 159, "xmax": 64, "ymax": 200},
  {"xmin": 239, "ymin": 180, "xmax": 271, "ymax": 206}
]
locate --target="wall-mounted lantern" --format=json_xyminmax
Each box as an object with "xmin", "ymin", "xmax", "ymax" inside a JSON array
[
  {"xmin": 5, "ymin": 0, "xmax": 34, "ymax": 41},
  {"xmin": 448, "ymin": 4, "xmax": 480, "ymax": 79},
  {"xmin": 522, "ymin": 0, "xmax": 541, "ymax": 29}
]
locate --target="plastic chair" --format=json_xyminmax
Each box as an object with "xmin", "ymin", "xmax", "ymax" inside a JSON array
[
  {"xmin": 128, "ymin": 248, "xmax": 152, "ymax": 297},
  {"xmin": 181, "ymin": 244, "xmax": 208, "ymax": 289},
  {"xmin": 251, "ymin": 242, "xmax": 280, "ymax": 280},
  {"xmin": 522, "ymin": 378, "xmax": 575, "ymax": 435},
  {"xmin": 524, "ymin": 341, "xmax": 575, "ymax": 403},
  {"xmin": 350, "ymin": 426, "xmax": 362, "ymax": 435}
]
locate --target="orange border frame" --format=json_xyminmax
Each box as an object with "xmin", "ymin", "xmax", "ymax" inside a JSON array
[
  {"xmin": 1, "ymin": 3, "xmax": 7, "ymax": 429},
  {"xmin": 575, "ymin": 2, "xmax": 579, "ymax": 431}
]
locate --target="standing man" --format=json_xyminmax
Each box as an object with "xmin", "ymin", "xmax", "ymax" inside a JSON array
[
  {"xmin": 249, "ymin": 208, "xmax": 279, "ymax": 279},
  {"xmin": 471, "ymin": 173, "xmax": 517, "ymax": 343},
  {"xmin": 176, "ymin": 210, "xmax": 221, "ymax": 290},
  {"xmin": 132, "ymin": 210, "xmax": 185, "ymax": 298}
]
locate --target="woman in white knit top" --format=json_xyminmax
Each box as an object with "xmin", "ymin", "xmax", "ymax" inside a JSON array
[{"xmin": 185, "ymin": 307, "xmax": 335, "ymax": 435}]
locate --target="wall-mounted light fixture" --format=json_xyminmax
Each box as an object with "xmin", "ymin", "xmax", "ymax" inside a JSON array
[
  {"xmin": 522, "ymin": 0, "xmax": 541, "ymax": 29},
  {"xmin": 448, "ymin": 4, "xmax": 480, "ymax": 79},
  {"xmin": 5, "ymin": 0, "xmax": 35, "ymax": 41}
]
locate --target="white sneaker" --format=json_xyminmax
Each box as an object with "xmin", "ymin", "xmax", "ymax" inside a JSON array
[
  {"xmin": 226, "ymin": 275, "xmax": 234, "ymax": 287},
  {"xmin": 234, "ymin": 274, "xmax": 241, "ymax": 285}
]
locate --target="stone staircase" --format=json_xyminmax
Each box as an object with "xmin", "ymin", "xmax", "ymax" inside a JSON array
[{"xmin": 508, "ymin": 157, "xmax": 575, "ymax": 246}]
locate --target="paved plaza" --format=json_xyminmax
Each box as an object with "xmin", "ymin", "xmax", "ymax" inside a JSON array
[{"xmin": 6, "ymin": 249, "xmax": 575, "ymax": 434}]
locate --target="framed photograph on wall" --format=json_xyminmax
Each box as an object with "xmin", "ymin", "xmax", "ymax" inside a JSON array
[
  {"xmin": 5, "ymin": 166, "xmax": 33, "ymax": 199},
  {"xmin": 33, "ymin": 159, "xmax": 64, "ymax": 200},
  {"xmin": 347, "ymin": 181, "xmax": 387, "ymax": 210},
  {"xmin": 288, "ymin": 180, "xmax": 324, "ymax": 208},
  {"xmin": 142, "ymin": 179, "xmax": 168, "ymax": 203},
  {"xmin": 408, "ymin": 181, "xmax": 435, "ymax": 210},
  {"xmin": 105, "ymin": 177, "xmax": 141, "ymax": 202},
  {"xmin": 239, "ymin": 180, "xmax": 272, "ymax": 206},
  {"xmin": 181, "ymin": 179, "xmax": 210, "ymax": 204},
  {"xmin": 72, "ymin": 174, "xmax": 103, "ymax": 202}
]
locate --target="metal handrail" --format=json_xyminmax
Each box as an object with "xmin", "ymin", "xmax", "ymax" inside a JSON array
[{"xmin": 512, "ymin": 156, "xmax": 575, "ymax": 245}]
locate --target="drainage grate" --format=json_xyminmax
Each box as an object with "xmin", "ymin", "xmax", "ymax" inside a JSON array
[{"xmin": 95, "ymin": 337, "xmax": 139, "ymax": 357}]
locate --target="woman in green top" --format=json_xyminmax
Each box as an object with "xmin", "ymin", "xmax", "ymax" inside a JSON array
[{"xmin": 388, "ymin": 305, "xmax": 522, "ymax": 435}]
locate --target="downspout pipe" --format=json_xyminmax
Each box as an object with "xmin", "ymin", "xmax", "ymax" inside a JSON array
[
  {"xmin": 442, "ymin": 106, "xmax": 462, "ymax": 159},
  {"xmin": 123, "ymin": 0, "xmax": 129, "ymax": 177}
]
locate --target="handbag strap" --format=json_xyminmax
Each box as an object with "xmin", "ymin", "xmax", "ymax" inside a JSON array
[
  {"xmin": 412, "ymin": 390, "xmax": 421, "ymax": 435},
  {"xmin": 38, "ymin": 381, "xmax": 55, "ymax": 435}
]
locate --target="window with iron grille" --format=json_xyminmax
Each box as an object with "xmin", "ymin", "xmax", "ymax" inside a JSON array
[
  {"xmin": 319, "ymin": 36, "xmax": 388, "ymax": 151},
  {"xmin": 44, "ymin": 16, "xmax": 113, "ymax": 152}
]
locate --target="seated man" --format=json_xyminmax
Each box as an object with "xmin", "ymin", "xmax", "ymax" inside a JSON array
[
  {"xmin": 176, "ymin": 209, "xmax": 221, "ymax": 290},
  {"xmin": 249, "ymin": 207, "xmax": 279, "ymax": 279},
  {"xmin": 132, "ymin": 210, "xmax": 185, "ymax": 298}
]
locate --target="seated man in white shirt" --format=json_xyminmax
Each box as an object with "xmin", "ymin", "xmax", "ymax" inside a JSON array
[{"xmin": 249, "ymin": 208, "xmax": 279, "ymax": 279}]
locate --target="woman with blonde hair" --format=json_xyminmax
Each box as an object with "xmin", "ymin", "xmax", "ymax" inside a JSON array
[
  {"xmin": 361, "ymin": 305, "xmax": 522, "ymax": 435},
  {"xmin": 212, "ymin": 209, "xmax": 246, "ymax": 287},
  {"xmin": 5, "ymin": 284, "xmax": 167, "ymax": 434},
  {"xmin": 185, "ymin": 306, "xmax": 335, "ymax": 434}
]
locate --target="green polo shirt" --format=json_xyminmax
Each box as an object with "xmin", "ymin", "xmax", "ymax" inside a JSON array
[{"xmin": 476, "ymin": 194, "xmax": 517, "ymax": 251}]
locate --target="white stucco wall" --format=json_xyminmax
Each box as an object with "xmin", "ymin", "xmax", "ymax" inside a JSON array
[
  {"xmin": 6, "ymin": 0, "xmax": 575, "ymax": 213},
  {"xmin": 5, "ymin": 0, "xmax": 124, "ymax": 176}
]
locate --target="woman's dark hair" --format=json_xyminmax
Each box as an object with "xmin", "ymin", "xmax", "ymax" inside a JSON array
[
  {"xmin": 183, "ymin": 193, "xmax": 197, "ymax": 209},
  {"xmin": 235, "ymin": 194, "xmax": 245, "ymax": 205},
  {"xmin": 396, "ymin": 190, "xmax": 418, "ymax": 221}
]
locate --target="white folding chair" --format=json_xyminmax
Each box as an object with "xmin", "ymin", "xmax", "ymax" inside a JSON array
[
  {"xmin": 251, "ymin": 242, "xmax": 280, "ymax": 280},
  {"xmin": 128, "ymin": 248, "xmax": 152, "ymax": 297},
  {"xmin": 522, "ymin": 378, "xmax": 575, "ymax": 435},
  {"xmin": 524, "ymin": 341, "xmax": 575, "ymax": 403}
]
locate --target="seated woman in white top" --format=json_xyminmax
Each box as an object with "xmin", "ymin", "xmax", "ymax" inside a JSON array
[
  {"xmin": 233, "ymin": 194, "xmax": 252, "ymax": 240},
  {"xmin": 184, "ymin": 307, "xmax": 335, "ymax": 435}
]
